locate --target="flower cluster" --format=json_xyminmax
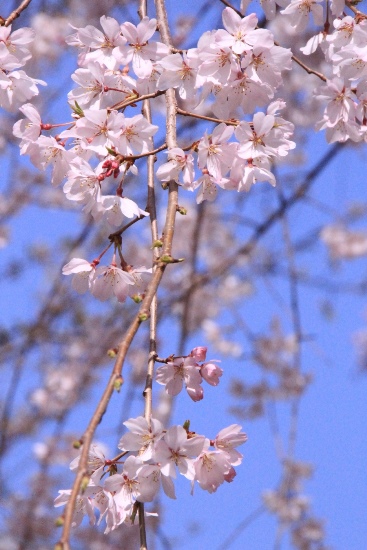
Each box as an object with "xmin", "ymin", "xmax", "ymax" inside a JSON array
[
  {"xmin": 0, "ymin": 25, "xmax": 45, "ymax": 111},
  {"xmin": 62, "ymin": 255, "xmax": 152, "ymax": 303},
  {"xmin": 55, "ymin": 420, "xmax": 247, "ymax": 532},
  {"xmin": 155, "ymin": 346, "xmax": 223, "ymax": 401},
  {"xmin": 11, "ymin": 7, "xmax": 296, "ymax": 234},
  {"xmin": 299, "ymin": 12, "xmax": 367, "ymax": 143}
]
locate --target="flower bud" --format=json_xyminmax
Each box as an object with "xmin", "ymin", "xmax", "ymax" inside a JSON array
[
  {"xmin": 114, "ymin": 375, "xmax": 124, "ymax": 392},
  {"xmin": 54, "ymin": 517, "xmax": 64, "ymax": 528},
  {"xmin": 107, "ymin": 347, "xmax": 118, "ymax": 358},
  {"xmin": 200, "ymin": 361, "xmax": 223, "ymax": 386},
  {"xmin": 190, "ymin": 346, "xmax": 207, "ymax": 362},
  {"xmin": 81, "ymin": 475, "xmax": 90, "ymax": 492}
]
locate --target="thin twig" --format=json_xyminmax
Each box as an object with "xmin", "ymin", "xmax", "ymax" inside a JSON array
[
  {"xmin": 177, "ymin": 108, "xmax": 239, "ymax": 127},
  {"xmin": 276, "ymin": 180, "xmax": 303, "ymax": 458},
  {"xmin": 346, "ymin": 1, "xmax": 367, "ymax": 18},
  {"xmin": 109, "ymin": 90, "xmax": 166, "ymax": 112},
  {"xmin": 3, "ymin": 0, "xmax": 32, "ymax": 26},
  {"xmin": 216, "ymin": 505, "xmax": 266, "ymax": 550},
  {"xmin": 112, "ymin": 143, "xmax": 168, "ymax": 162}
]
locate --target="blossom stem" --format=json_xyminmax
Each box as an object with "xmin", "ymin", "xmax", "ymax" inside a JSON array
[
  {"xmin": 138, "ymin": 502, "xmax": 148, "ymax": 550},
  {"xmin": 108, "ymin": 90, "xmax": 166, "ymax": 112},
  {"xmin": 177, "ymin": 107, "xmax": 239, "ymax": 126}
]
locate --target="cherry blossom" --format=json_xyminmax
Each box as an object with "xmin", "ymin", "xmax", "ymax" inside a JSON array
[
  {"xmin": 13, "ymin": 103, "xmax": 42, "ymax": 152},
  {"xmin": 155, "ymin": 356, "xmax": 204, "ymax": 401},
  {"xmin": 26, "ymin": 135, "xmax": 75, "ymax": 186},
  {"xmin": 200, "ymin": 361, "xmax": 223, "ymax": 386},
  {"xmin": 213, "ymin": 424, "xmax": 248, "ymax": 466},
  {"xmin": 62, "ymin": 257, "xmax": 97, "ymax": 294},
  {"xmin": 0, "ymin": 25, "xmax": 35, "ymax": 64},
  {"xmin": 156, "ymin": 147, "xmax": 195, "ymax": 186},
  {"xmin": 91, "ymin": 261, "xmax": 135, "ymax": 303},
  {"xmin": 54, "ymin": 487, "xmax": 97, "ymax": 527},
  {"xmin": 70, "ymin": 443, "xmax": 106, "ymax": 483},
  {"xmin": 66, "ymin": 16, "xmax": 126, "ymax": 70},
  {"xmin": 280, "ymin": 0, "xmax": 324, "ymax": 32},
  {"xmin": 116, "ymin": 17, "xmax": 169, "ymax": 77},
  {"xmin": 157, "ymin": 51, "xmax": 199, "ymax": 100},
  {"xmin": 104, "ymin": 455, "xmax": 158, "ymax": 510},
  {"xmin": 193, "ymin": 444, "xmax": 232, "ymax": 493},
  {"xmin": 198, "ymin": 123, "xmax": 236, "ymax": 180},
  {"xmin": 118, "ymin": 415, "xmax": 164, "ymax": 460},
  {"xmin": 101, "ymin": 195, "xmax": 149, "ymax": 227},
  {"xmin": 154, "ymin": 425, "xmax": 206, "ymax": 480}
]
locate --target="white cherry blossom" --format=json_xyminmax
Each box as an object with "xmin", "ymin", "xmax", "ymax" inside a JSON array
[{"xmin": 154, "ymin": 425, "xmax": 206, "ymax": 480}]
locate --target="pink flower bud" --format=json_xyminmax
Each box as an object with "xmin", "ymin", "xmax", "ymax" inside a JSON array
[
  {"xmin": 200, "ymin": 362, "xmax": 223, "ymax": 386},
  {"xmin": 190, "ymin": 346, "xmax": 207, "ymax": 362}
]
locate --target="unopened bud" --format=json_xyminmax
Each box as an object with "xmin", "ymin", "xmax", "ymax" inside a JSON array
[
  {"xmin": 72, "ymin": 440, "xmax": 82, "ymax": 449},
  {"xmin": 131, "ymin": 294, "xmax": 143, "ymax": 303},
  {"xmin": 54, "ymin": 544, "xmax": 63, "ymax": 550},
  {"xmin": 160, "ymin": 255, "xmax": 184, "ymax": 264},
  {"xmin": 160, "ymin": 254, "xmax": 174, "ymax": 263},
  {"xmin": 107, "ymin": 348, "xmax": 118, "ymax": 358},
  {"xmin": 177, "ymin": 206, "xmax": 187, "ymax": 215},
  {"xmin": 152, "ymin": 240, "xmax": 163, "ymax": 248},
  {"xmin": 190, "ymin": 346, "xmax": 207, "ymax": 362},
  {"xmin": 183, "ymin": 419, "xmax": 190, "ymax": 432},
  {"xmin": 55, "ymin": 516, "xmax": 64, "ymax": 527},
  {"xmin": 138, "ymin": 312, "xmax": 149, "ymax": 322},
  {"xmin": 81, "ymin": 475, "xmax": 90, "ymax": 492},
  {"xmin": 161, "ymin": 181, "xmax": 169, "ymax": 190},
  {"xmin": 114, "ymin": 375, "xmax": 124, "ymax": 392},
  {"xmin": 70, "ymin": 101, "xmax": 84, "ymax": 117}
]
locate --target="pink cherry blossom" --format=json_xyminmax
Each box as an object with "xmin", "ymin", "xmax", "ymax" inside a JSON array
[
  {"xmin": 118, "ymin": 415, "xmax": 164, "ymax": 460},
  {"xmin": 213, "ymin": 424, "xmax": 248, "ymax": 466},
  {"xmin": 116, "ymin": 17, "xmax": 169, "ymax": 78},
  {"xmin": 200, "ymin": 361, "xmax": 223, "ymax": 386},
  {"xmin": 62, "ymin": 257, "xmax": 97, "ymax": 294},
  {"xmin": 155, "ymin": 356, "xmax": 203, "ymax": 401},
  {"xmin": 156, "ymin": 147, "xmax": 195, "ymax": 186},
  {"xmin": 101, "ymin": 195, "xmax": 148, "ymax": 227},
  {"xmin": 154, "ymin": 425, "xmax": 206, "ymax": 480},
  {"xmin": 198, "ymin": 123, "xmax": 236, "ymax": 180},
  {"xmin": 193, "ymin": 444, "xmax": 232, "ymax": 493},
  {"xmin": 13, "ymin": 103, "xmax": 42, "ymax": 152},
  {"xmin": 280, "ymin": 0, "xmax": 324, "ymax": 32},
  {"xmin": 190, "ymin": 346, "xmax": 207, "ymax": 362},
  {"xmin": 91, "ymin": 261, "xmax": 135, "ymax": 303},
  {"xmin": 158, "ymin": 51, "xmax": 199, "ymax": 99}
]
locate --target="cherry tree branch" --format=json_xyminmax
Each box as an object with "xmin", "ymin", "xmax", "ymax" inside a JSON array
[
  {"xmin": 1, "ymin": 0, "xmax": 32, "ymax": 26},
  {"xmin": 58, "ymin": 0, "xmax": 180, "ymax": 546}
]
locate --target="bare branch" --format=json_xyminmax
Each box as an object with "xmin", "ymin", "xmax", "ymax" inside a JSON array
[{"xmin": 2, "ymin": 0, "xmax": 32, "ymax": 27}]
